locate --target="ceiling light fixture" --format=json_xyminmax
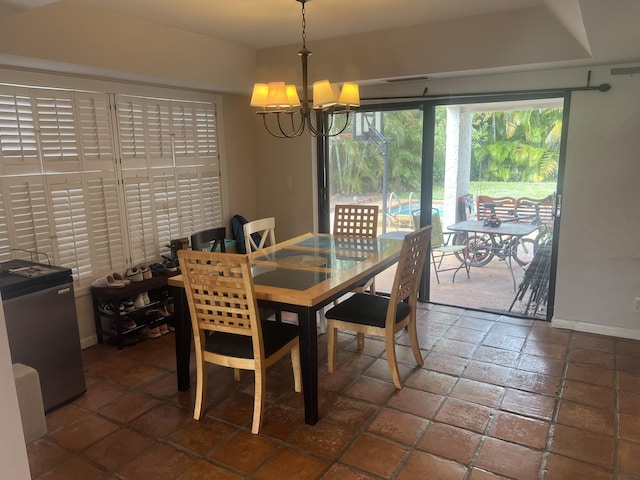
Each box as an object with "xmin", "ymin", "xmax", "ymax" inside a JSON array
[{"xmin": 250, "ymin": 0, "xmax": 360, "ymax": 138}]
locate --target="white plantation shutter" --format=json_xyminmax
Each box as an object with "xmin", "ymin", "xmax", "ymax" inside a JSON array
[
  {"xmin": 75, "ymin": 92, "xmax": 114, "ymax": 170},
  {"xmin": 0, "ymin": 77, "xmax": 223, "ymax": 287},
  {"xmin": 0, "ymin": 87, "xmax": 39, "ymax": 174},
  {"xmin": 177, "ymin": 166, "xmax": 222, "ymax": 234},
  {"xmin": 116, "ymin": 94, "xmax": 222, "ymax": 264},
  {"xmin": 0, "ymin": 183, "xmax": 11, "ymax": 263},
  {"xmin": 123, "ymin": 172, "xmax": 158, "ymax": 265},
  {"xmin": 48, "ymin": 174, "xmax": 92, "ymax": 279},
  {"xmin": 33, "ymin": 89, "xmax": 80, "ymax": 171},
  {"xmin": 151, "ymin": 169, "xmax": 180, "ymax": 259},
  {"xmin": 85, "ymin": 172, "xmax": 125, "ymax": 276},
  {"xmin": 116, "ymin": 96, "xmax": 147, "ymax": 169},
  {"xmin": 2, "ymin": 176, "xmax": 54, "ymax": 258},
  {"xmin": 146, "ymin": 100, "xmax": 173, "ymax": 166}
]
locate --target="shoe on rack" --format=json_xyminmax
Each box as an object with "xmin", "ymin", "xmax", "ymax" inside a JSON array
[
  {"xmin": 125, "ymin": 267, "xmax": 143, "ymax": 282},
  {"xmin": 99, "ymin": 302, "xmax": 125, "ymax": 315},
  {"xmin": 98, "ymin": 302, "xmax": 114, "ymax": 315},
  {"xmin": 133, "ymin": 293, "xmax": 146, "ymax": 309},
  {"xmin": 162, "ymin": 258, "xmax": 178, "ymax": 273},
  {"xmin": 150, "ymin": 263, "xmax": 168, "ymax": 276},
  {"xmin": 123, "ymin": 299, "xmax": 136, "ymax": 312},
  {"xmin": 158, "ymin": 322, "xmax": 170, "ymax": 335},
  {"xmin": 92, "ymin": 274, "xmax": 126, "ymax": 288},
  {"xmin": 142, "ymin": 291, "xmax": 151, "ymax": 305},
  {"xmin": 120, "ymin": 316, "xmax": 137, "ymax": 330},
  {"xmin": 147, "ymin": 321, "xmax": 161, "ymax": 339},
  {"xmin": 139, "ymin": 264, "xmax": 152, "ymax": 280},
  {"xmin": 112, "ymin": 272, "xmax": 131, "ymax": 285}
]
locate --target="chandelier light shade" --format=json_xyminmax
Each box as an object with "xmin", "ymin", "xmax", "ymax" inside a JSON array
[{"xmin": 250, "ymin": 0, "xmax": 360, "ymax": 138}]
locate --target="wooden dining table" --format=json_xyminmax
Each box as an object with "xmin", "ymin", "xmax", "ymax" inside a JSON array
[{"xmin": 167, "ymin": 232, "xmax": 403, "ymax": 425}]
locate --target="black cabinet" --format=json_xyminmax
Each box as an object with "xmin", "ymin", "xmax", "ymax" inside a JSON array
[{"xmin": 91, "ymin": 274, "xmax": 175, "ymax": 349}]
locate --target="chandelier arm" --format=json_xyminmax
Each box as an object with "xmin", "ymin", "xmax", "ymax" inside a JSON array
[
  {"xmin": 276, "ymin": 112, "xmax": 306, "ymax": 137},
  {"xmin": 261, "ymin": 113, "xmax": 294, "ymax": 139}
]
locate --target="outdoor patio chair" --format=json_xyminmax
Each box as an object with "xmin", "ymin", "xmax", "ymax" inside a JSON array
[{"xmin": 430, "ymin": 210, "xmax": 470, "ymax": 284}]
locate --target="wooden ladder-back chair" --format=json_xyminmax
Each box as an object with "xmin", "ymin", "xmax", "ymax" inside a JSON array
[
  {"xmin": 332, "ymin": 204, "xmax": 380, "ymax": 346},
  {"xmin": 190, "ymin": 227, "xmax": 226, "ymax": 252},
  {"xmin": 177, "ymin": 250, "xmax": 301, "ymax": 434},
  {"xmin": 325, "ymin": 225, "xmax": 432, "ymax": 389},
  {"xmin": 243, "ymin": 217, "xmax": 276, "ymax": 253}
]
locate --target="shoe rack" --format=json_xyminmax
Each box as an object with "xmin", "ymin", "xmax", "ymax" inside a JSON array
[{"xmin": 91, "ymin": 274, "xmax": 176, "ymax": 349}]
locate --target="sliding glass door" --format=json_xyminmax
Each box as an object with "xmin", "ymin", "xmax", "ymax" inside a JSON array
[{"xmin": 321, "ymin": 93, "xmax": 568, "ymax": 320}]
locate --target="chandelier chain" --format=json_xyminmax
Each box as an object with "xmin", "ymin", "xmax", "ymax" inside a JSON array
[{"xmin": 300, "ymin": 1, "xmax": 307, "ymax": 49}]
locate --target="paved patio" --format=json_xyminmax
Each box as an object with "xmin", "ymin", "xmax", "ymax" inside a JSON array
[{"xmin": 375, "ymin": 253, "xmax": 548, "ymax": 320}]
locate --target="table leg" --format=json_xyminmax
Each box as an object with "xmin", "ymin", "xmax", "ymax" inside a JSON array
[
  {"xmin": 296, "ymin": 306, "xmax": 319, "ymax": 425},
  {"xmin": 171, "ymin": 286, "xmax": 192, "ymax": 391}
]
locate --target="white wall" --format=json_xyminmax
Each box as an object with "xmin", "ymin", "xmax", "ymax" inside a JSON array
[{"xmin": 553, "ymin": 68, "xmax": 640, "ymax": 338}]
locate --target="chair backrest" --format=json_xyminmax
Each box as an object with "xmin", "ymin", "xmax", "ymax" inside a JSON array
[
  {"xmin": 243, "ymin": 217, "xmax": 276, "ymax": 253},
  {"xmin": 477, "ymin": 195, "xmax": 516, "ymax": 220},
  {"xmin": 333, "ymin": 204, "xmax": 379, "ymax": 238},
  {"xmin": 190, "ymin": 227, "xmax": 226, "ymax": 252},
  {"xmin": 177, "ymin": 250, "xmax": 263, "ymax": 351},
  {"xmin": 387, "ymin": 225, "xmax": 432, "ymax": 322},
  {"xmin": 430, "ymin": 210, "xmax": 445, "ymax": 248}
]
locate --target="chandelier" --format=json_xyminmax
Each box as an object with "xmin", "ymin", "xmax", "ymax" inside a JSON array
[{"xmin": 250, "ymin": 0, "xmax": 360, "ymax": 138}]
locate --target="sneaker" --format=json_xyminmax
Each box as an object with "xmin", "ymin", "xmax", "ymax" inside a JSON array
[
  {"xmin": 120, "ymin": 316, "xmax": 137, "ymax": 330},
  {"xmin": 150, "ymin": 263, "xmax": 168, "ymax": 276},
  {"xmin": 123, "ymin": 299, "xmax": 136, "ymax": 312},
  {"xmin": 112, "ymin": 272, "xmax": 131, "ymax": 286},
  {"xmin": 98, "ymin": 302, "xmax": 114, "ymax": 315},
  {"xmin": 133, "ymin": 293, "xmax": 146, "ymax": 309},
  {"xmin": 125, "ymin": 267, "xmax": 143, "ymax": 282},
  {"xmin": 139, "ymin": 264, "xmax": 152, "ymax": 280},
  {"xmin": 142, "ymin": 291, "xmax": 151, "ymax": 305},
  {"xmin": 158, "ymin": 322, "xmax": 170, "ymax": 335},
  {"xmin": 147, "ymin": 321, "xmax": 161, "ymax": 339},
  {"xmin": 99, "ymin": 302, "xmax": 125, "ymax": 315},
  {"xmin": 163, "ymin": 258, "xmax": 178, "ymax": 273}
]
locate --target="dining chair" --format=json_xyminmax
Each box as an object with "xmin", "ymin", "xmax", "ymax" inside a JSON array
[
  {"xmin": 243, "ymin": 217, "xmax": 276, "ymax": 253},
  {"xmin": 332, "ymin": 204, "xmax": 379, "ymax": 346},
  {"xmin": 325, "ymin": 225, "xmax": 432, "ymax": 389},
  {"xmin": 190, "ymin": 227, "xmax": 226, "ymax": 252},
  {"xmin": 177, "ymin": 250, "xmax": 301, "ymax": 434}
]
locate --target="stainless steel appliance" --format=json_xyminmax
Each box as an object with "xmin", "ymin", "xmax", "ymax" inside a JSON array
[{"xmin": 0, "ymin": 259, "xmax": 86, "ymax": 412}]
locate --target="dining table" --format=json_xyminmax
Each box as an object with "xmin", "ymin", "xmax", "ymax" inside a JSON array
[{"xmin": 167, "ymin": 232, "xmax": 404, "ymax": 425}]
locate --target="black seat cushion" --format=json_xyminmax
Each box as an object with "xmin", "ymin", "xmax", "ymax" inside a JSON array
[
  {"xmin": 325, "ymin": 293, "xmax": 411, "ymax": 328},
  {"xmin": 204, "ymin": 320, "xmax": 298, "ymax": 359}
]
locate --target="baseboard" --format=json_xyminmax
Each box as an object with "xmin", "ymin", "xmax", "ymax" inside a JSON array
[
  {"xmin": 80, "ymin": 335, "xmax": 99, "ymax": 350},
  {"xmin": 552, "ymin": 317, "xmax": 640, "ymax": 341}
]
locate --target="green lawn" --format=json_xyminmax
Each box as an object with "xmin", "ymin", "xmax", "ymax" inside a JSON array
[{"xmin": 432, "ymin": 181, "xmax": 556, "ymax": 201}]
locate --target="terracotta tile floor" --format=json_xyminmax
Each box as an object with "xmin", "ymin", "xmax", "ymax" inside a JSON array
[{"xmin": 27, "ymin": 304, "xmax": 640, "ymax": 479}]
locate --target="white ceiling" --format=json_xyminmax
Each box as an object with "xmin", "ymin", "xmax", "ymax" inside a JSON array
[{"xmin": 0, "ymin": 0, "xmax": 551, "ymax": 49}]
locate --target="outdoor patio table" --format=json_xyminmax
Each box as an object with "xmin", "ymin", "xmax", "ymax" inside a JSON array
[
  {"xmin": 168, "ymin": 232, "xmax": 403, "ymax": 425},
  {"xmin": 447, "ymin": 220, "xmax": 539, "ymax": 291}
]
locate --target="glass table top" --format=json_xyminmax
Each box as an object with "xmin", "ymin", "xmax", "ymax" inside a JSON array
[
  {"xmin": 253, "ymin": 248, "xmax": 366, "ymax": 270},
  {"xmin": 251, "ymin": 266, "xmax": 334, "ymax": 291},
  {"xmin": 293, "ymin": 236, "xmax": 395, "ymax": 252}
]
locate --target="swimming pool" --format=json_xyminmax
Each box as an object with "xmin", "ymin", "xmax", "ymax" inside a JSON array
[{"xmin": 390, "ymin": 204, "xmax": 443, "ymax": 217}]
